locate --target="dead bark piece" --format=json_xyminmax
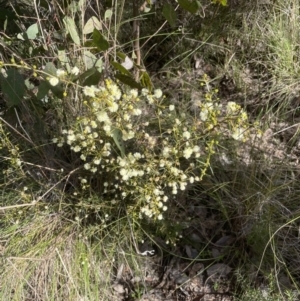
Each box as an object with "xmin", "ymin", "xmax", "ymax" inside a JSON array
[
  {"xmin": 214, "ymin": 235, "xmax": 235, "ymax": 247},
  {"xmin": 207, "ymin": 264, "xmax": 232, "ymax": 277}
]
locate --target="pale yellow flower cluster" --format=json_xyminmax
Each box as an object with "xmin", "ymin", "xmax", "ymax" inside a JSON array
[
  {"xmin": 195, "ymin": 79, "xmax": 259, "ymax": 142},
  {"xmin": 52, "ymin": 79, "xmax": 206, "ymax": 220},
  {"xmin": 199, "ymin": 90, "xmax": 222, "ymax": 130},
  {"xmin": 225, "ymin": 102, "xmax": 250, "ymax": 141},
  {"xmin": 52, "ymin": 74, "xmax": 261, "ymax": 221},
  {"xmin": 47, "ymin": 68, "xmax": 68, "ymax": 87}
]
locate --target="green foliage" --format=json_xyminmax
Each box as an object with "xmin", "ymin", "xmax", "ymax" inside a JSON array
[
  {"xmin": 92, "ymin": 29, "xmax": 109, "ymax": 51},
  {"xmin": 163, "ymin": 3, "xmax": 177, "ymax": 28},
  {"xmin": 64, "ymin": 16, "xmax": 81, "ymax": 46},
  {"xmin": 178, "ymin": 0, "xmax": 201, "ymax": 14},
  {"xmin": 0, "ymin": 67, "xmax": 25, "ymax": 107},
  {"xmin": 114, "ymin": 73, "xmax": 142, "ymax": 89},
  {"xmin": 17, "ymin": 23, "xmax": 39, "ymax": 40},
  {"xmin": 83, "ymin": 16, "xmax": 102, "ymax": 34}
]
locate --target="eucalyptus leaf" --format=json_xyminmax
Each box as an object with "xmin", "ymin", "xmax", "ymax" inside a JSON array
[
  {"xmin": 44, "ymin": 62, "xmax": 57, "ymax": 76},
  {"xmin": 17, "ymin": 23, "xmax": 39, "ymax": 40},
  {"xmin": 79, "ymin": 68, "xmax": 97, "ymax": 84},
  {"xmin": 95, "ymin": 58, "xmax": 103, "ymax": 73},
  {"xmin": 26, "ymin": 23, "xmax": 39, "ymax": 39},
  {"xmin": 37, "ymin": 81, "xmax": 50, "ymax": 100},
  {"xmin": 162, "ymin": 3, "xmax": 177, "ymax": 28},
  {"xmin": 104, "ymin": 9, "xmax": 113, "ymax": 20},
  {"xmin": 115, "ymin": 73, "xmax": 142, "ymax": 89},
  {"xmin": 63, "ymin": 16, "xmax": 80, "ymax": 45},
  {"xmin": 93, "ymin": 29, "xmax": 109, "ymax": 51},
  {"xmin": 83, "ymin": 50, "xmax": 97, "ymax": 69},
  {"xmin": 79, "ymin": 67, "xmax": 102, "ymax": 86},
  {"xmin": 17, "ymin": 33, "xmax": 25, "ymax": 41},
  {"xmin": 82, "ymin": 71, "xmax": 102, "ymax": 86},
  {"xmin": 111, "ymin": 61, "xmax": 132, "ymax": 76},
  {"xmin": 83, "ymin": 16, "xmax": 102, "ymax": 34},
  {"xmin": 0, "ymin": 69, "xmax": 25, "ymax": 107}
]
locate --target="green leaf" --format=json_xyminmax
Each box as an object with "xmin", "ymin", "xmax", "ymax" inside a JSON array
[
  {"xmin": 37, "ymin": 81, "xmax": 50, "ymax": 100},
  {"xmin": 83, "ymin": 50, "xmax": 97, "ymax": 69},
  {"xmin": 0, "ymin": 69, "xmax": 25, "ymax": 107},
  {"xmin": 95, "ymin": 58, "xmax": 103, "ymax": 73},
  {"xmin": 111, "ymin": 61, "xmax": 132, "ymax": 76},
  {"xmin": 140, "ymin": 71, "xmax": 153, "ymax": 91},
  {"xmin": 115, "ymin": 73, "xmax": 142, "ymax": 89},
  {"xmin": 79, "ymin": 68, "xmax": 96, "ymax": 84},
  {"xmin": 83, "ymin": 71, "xmax": 102, "ymax": 86},
  {"xmin": 79, "ymin": 67, "xmax": 102, "ymax": 86},
  {"xmin": 92, "ymin": 29, "xmax": 109, "ymax": 51},
  {"xmin": 63, "ymin": 16, "xmax": 80, "ymax": 45},
  {"xmin": 26, "ymin": 23, "xmax": 39, "ymax": 39},
  {"xmin": 83, "ymin": 16, "xmax": 102, "ymax": 34},
  {"xmin": 44, "ymin": 62, "xmax": 57, "ymax": 76},
  {"xmin": 112, "ymin": 128, "xmax": 125, "ymax": 157},
  {"xmin": 104, "ymin": 9, "xmax": 113, "ymax": 20},
  {"xmin": 17, "ymin": 33, "xmax": 25, "ymax": 41},
  {"xmin": 144, "ymin": 6, "xmax": 151, "ymax": 13},
  {"xmin": 162, "ymin": 3, "xmax": 177, "ymax": 28},
  {"xmin": 178, "ymin": 0, "xmax": 200, "ymax": 14},
  {"xmin": 49, "ymin": 83, "xmax": 64, "ymax": 99},
  {"xmin": 17, "ymin": 23, "xmax": 39, "ymax": 40},
  {"xmin": 117, "ymin": 52, "xmax": 127, "ymax": 61}
]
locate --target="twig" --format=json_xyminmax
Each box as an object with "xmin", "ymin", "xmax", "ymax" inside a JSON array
[
  {"xmin": 272, "ymin": 123, "xmax": 300, "ymax": 136},
  {"xmin": 0, "ymin": 117, "xmax": 34, "ymax": 145},
  {"xmin": 33, "ymin": 0, "xmax": 47, "ymax": 47},
  {"xmin": 14, "ymin": 108, "xmax": 34, "ymax": 144},
  {"xmin": 133, "ymin": 1, "xmax": 141, "ymax": 80}
]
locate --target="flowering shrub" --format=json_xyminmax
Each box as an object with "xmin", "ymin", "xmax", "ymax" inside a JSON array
[
  {"xmin": 51, "ymin": 71, "xmax": 262, "ymax": 221},
  {"xmin": 0, "ymin": 58, "xmax": 261, "ymax": 224}
]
